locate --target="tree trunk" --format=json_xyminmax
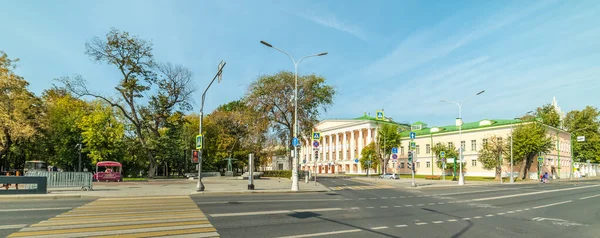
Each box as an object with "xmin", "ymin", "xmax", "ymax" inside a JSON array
[
  {"xmin": 521, "ymin": 154, "xmax": 535, "ymax": 180},
  {"xmin": 495, "ymin": 165, "xmax": 501, "ymax": 181},
  {"xmin": 147, "ymin": 150, "xmax": 156, "ymax": 179}
]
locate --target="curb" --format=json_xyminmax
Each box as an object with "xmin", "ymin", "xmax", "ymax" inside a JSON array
[
  {"xmin": 0, "ymin": 194, "xmax": 82, "ymax": 200},
  {"xmin": 191, "ymin": 189, "xmax": 332, "ymax": 196}
]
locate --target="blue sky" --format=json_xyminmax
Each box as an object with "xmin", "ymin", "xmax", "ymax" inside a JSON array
[{"xmin": 1, "ymin": 0, "xmax": 599, "ymax": 127}]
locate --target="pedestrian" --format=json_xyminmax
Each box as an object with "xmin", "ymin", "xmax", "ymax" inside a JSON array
[
  {"xmin": 544, "ymin": 172, "xmax": 549, "ymax": 183},
  {"xmin": 3, "ymin": 171, "xmax": 11, "ymax": 190},
  {"xmin": 15, "ymin": 170, "xmax": 20, "ymax": 190}
]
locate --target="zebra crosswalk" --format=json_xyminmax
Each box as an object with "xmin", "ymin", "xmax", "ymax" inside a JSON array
[
  {"xmin": 8, "ymin": 196, "xmax": 219, "ymax": 238},
  {"xmin": 329, "ymin": 184, "xmax": 394, "ymax": 191}
]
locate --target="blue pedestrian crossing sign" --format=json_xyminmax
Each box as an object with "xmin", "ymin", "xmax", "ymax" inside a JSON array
[
  {"xmin": 195, "ymin": 134, "xmax": 203, "ymax": 150},
  {"xmin": 440, "ymin": 151, "xmax": 446, "ymax": 158},
  {"xmin": 354, "ymin": 159, "xmax": 359, "ymax": 163},
  {"xmin": 410, "ymin": 132, "xmax": 416, "ymax": 139},
  {"xmin": 391, "ymin": 147, "xmax": 398, "ymax": 154},
  {"xmin": 312, "ymin": 132, "xmax": 321, "ymax": 140},
  {"xmin": 376, "ymin": 110, "xmax": 384, "ymax": 120},
  {"xmin": 292, "ymin": 137, "xmax": 299, "ymax": 147},
  {"xmin": 410, "ymin": 141, "xmax": 416, "ymax": 149},
  {"xmin": 538, "ymin": 157, "xmax": 543, "ymax": 162}
]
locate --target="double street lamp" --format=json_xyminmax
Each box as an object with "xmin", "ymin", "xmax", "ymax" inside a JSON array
[
  {"xmin": 441, "ymin": 90, "xmax": 485, "ymax": 186},
  {"xmin": 260, "ymin": 40, "xmax": 327, "ymax": 191}
]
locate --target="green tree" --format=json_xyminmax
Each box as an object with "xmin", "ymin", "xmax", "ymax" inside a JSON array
[
  {"xmin": 375, "ymin": 123, "xmax": 401, "ymax": 174},
  {"xmin": 360, "ymin": 142, "xmax": 379, "ymax": 174},
  {"xmin": 512, "ymin": 121, "xmax": 554, "ymax": 179},
  {"xmin": 535, "ymin": 104, "xmax": 561, "ymax": 128},
  {"xmin": 431, "ymin": 143, "xmax": 461, "ymax": 174},
  {"xmin": 563, "ymin": 106, "xmax": 600, "ymax": 163},
  {"xmin": 477, "ymin": 136, "xmax": 509, "ymax": 180},
  {"xmin": 77, "ymin": 100, "xmax": 125, "ymax": 166},
  {"xmin": 245, "ymin": 71, "xmax": 335, "ymax": 168},
  {"xmin": 0, "ymin": 51, "xmax": 42, "ymax": 169}
]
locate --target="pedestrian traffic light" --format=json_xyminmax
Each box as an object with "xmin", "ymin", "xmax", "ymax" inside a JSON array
[
  {"xmin": 408, "ymin": 151, "xmax": 413, "ymax": 163},
  {"xmin": 407, "ymin": 162, "xmax": 412, "ymax": 170},
  {"xmin": 314, "ymin": 151, "xmax": 319, "ymax": 160},
  {"xmin": 192, "ymin": 150, "xmax": 199, "ymax": 163}
]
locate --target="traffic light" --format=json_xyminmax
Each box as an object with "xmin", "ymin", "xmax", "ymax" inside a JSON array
[
  {"xmin": 314, "ymin": 150, "xmax": 319, "ymax": 160},
  {"xmin": 192, "ymin": 150, "xmax": 199, "ymax": 163},
  {"xmin": 408, "ymin": 151, "xmax": 413, "ymax": 163},
  {"xmin": 407, "ymin": 162, "xmax": 412, "ymax": 170}
]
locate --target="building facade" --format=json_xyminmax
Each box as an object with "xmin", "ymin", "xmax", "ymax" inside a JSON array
[{"xmin": 301, "ymin": 114, "xmax": 573, "ymax": 179}]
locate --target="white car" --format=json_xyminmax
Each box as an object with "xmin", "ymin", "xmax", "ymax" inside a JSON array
[{"xmin": 379, "ymin": 173, "xmax": 399, "ymax": 179}]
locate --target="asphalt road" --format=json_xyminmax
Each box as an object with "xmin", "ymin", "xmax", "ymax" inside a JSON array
[{"xmin": 192, "ymin": 177, "xmax": 600, "ymax": 238}]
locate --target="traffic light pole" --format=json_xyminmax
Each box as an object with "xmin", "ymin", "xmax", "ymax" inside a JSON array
[{"xmin": 410, "ymin": 150, "xmax": 416, "ymax": 187}]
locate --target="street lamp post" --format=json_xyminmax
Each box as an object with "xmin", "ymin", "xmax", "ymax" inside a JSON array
[
  {"xmin": 196, "ymin": 61, "xmax": 226, "ymax": 192},
  {"xmin": 260, "ymin": 40, "xmax": 327, "ymax": 191},
  {"xmin": 441, "ymin": 90, "xmax": 485, "ymax": 186}
]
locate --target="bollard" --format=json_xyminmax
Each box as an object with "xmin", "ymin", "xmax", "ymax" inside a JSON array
[{"xmin": 248, "ymin": 153, "xmax": 255, "ymax": 190}]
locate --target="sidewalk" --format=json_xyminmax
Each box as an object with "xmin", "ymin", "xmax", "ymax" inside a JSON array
[{"xmin": 0, "ymin": 177, "xmax": 330, "ymax": 200}]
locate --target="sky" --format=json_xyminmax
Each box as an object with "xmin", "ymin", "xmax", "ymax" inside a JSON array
[{"xmin": 1, "ymin": 0, "xmax": 599, "ymax": 127}]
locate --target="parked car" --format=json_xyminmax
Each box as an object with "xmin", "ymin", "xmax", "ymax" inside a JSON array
[{"xmin": 379, "ymin": 173, "xmax": 399, "ymax": 179}]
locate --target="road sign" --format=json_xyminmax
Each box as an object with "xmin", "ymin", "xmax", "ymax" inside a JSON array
[
  {"xmin": 195, "ymin": 134, "xmax": 203, "ymax": 150},
  {"xmin": 440, "ymin": 151, "xmax": 446, "ymax": 158},
  {"xmin": 577, "ymin": 136, "xmax": 585, "ymax": 142},
  {"xmin": 410, "ymin": 132, "xmax": 416, "ymax": 139},
  {"xmin": 313, "ymin": 140, "xmax": 320, "ymax": 148},
  {"xmin": 312, "ymin": 132, "xmax": 321, "ymax": 140},
  {"xmin": 410, "ymin": 141, "xmax": 416, "ymax": 149},
  {"xmin": 217, "ymin": 60, "xmax": 225, "ymax": 83},
  {"xmin": 376, "ymin": 110, "xmax": 384, "ymax": 120},
  {"xmin": 354, "ymin": 159, "xmax": 359, "ymax": 163},
  {"xmin": 392, "ymin": 154, "xmax": 398, "ymax": 160},
  {"xmin": 391, "ymin": 147, "xmax": 398, "ymax": 154},
  {"xmin": 538, "ymin": 157, "xmax": 543, "ymax": 162},
  {"xmin": 292, "ymin": 137, "xmax": 299, "ymax": 147},
  {"xmin": 192, "ymin": 150, "xmax": 199, "ymax": 163}
]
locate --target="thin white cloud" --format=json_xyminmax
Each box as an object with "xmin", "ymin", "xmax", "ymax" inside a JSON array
[{"xmin": 298, "ymin": 11, "xmax": 368, "ymax": 41}]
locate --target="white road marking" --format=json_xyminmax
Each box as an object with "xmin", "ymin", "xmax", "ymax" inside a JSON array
[
  {"xmin": 433, "ymin": 221, "xmax": 444, "ymax": 224},
  {"xmin": 417, "ymin": 204, "xmax": 424, "ymax": 206},
  {"xmin": 405, "ymin": 205, "xmax": 413, "ymax": 207},
  {"xmin": 372, "ymin": 226, "xmax": 388, "ymax": 230},
  {"xmin": 350, "ymin": 207, "xmax": 360, "ymax": 210},
  {"xmin": 473, "ymin": 216, "xmax": 482, "ymax": 219},
  {"xmin": 0, "ymin": 207, "xmax": 73, "ymax": 212},
  {"xmin": 394, "ymin": 206, "xmax": 403, "ymax": 208},
  {"xmin": 395, "ymin": 224, "xmax": 408, "ymax": 227},
  {"xmin": 497, "ymin": 213, "xmax": 506, "ymax": 215},
  {"xmin": 390, "ymin": 197, "xmax": 397, "ymax": 199},
  {"xmin": 366, "ymin": 207, "xmax": 375, "ymax": 209},
  {"xmin": 438, "ymin": 202, "xmax": 445, "ymax": 205},
  {"xmin": 381, "ymin": 197, "xmax": 388, "ymax": 199},
  {"xmin": 370, "ymin": 198, "xmax": 377, "ymax": 200},
  {"xmin": 428, "ymin": 203, "xmax": 436, "ymax": 205},
  {"xmin": 380, "ymin": 206, "xmax": 389, "ymax": 208},
  {"xmin": 579, "ymin": 194, "xmax": 600, "ymax": 200},
  {"xmin": 278, "ymin": 229, "xmax": 362, "ymax": 238},
  {"xmin": 507, "ymin": 211, "xmax": 515, "ymax": 213},
  {"xmin": 358, "ymin": 198, "xmax": 366, "ymax": 200},
  {"xmin": 447, "ymin": 201, "xmax": 456, "ymax": 203},
  {"xmin": 415, "ymin": 222, "xmax": 428, "ymax": 225},
  {"xmin": 210, "ymin": 208, "xmax": 344, "ymax": 217},
  {"xmin": 472, "ymin": 185, "xmax": 600, "ymax": 202},
  {"xmin": 485, "ymin": 214, "xmax": 494, "ymax": 217},
  {"xmin": 399, "ymin": 196, "xmax": 406, "ymax": 198},
  {"xmin": 524, "ymin": 208, "xmax": 530, "ymax": 211},
  {"xmin": 197, "ymin": 198, "xmax": 341, "ymax": 204},
  {"xmin": 447, "ymin": 219, "xmax": 457, "ymax": 222},
  {"xmin": 532, "ymin": 200, "xmax": 572, "ymax": 209},
  {"xmin": 516, "ymin": 210, "xmax": 523, "ymax": 212},
  {"xmin": 462, "ymin": 218, "xmax": 471, "ymax": 220},
  {"xmin": 0, "ymin": 224, "xmax": 27, "ymax": 230}
]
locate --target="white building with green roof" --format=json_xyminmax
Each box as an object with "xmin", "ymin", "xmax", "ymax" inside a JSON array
[{"xmin": 301, "ymin": 113, "xmax": 573, "ymax": 179}]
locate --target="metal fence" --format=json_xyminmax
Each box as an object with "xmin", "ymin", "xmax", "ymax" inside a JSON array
[{"xmin": 25, "ymin": 171, "xmax": 93, "ymax": 191}]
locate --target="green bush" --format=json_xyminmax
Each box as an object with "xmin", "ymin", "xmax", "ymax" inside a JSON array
[{"xmin": 263, "ymin": 170, "xmax": 292, "ymax": 178}]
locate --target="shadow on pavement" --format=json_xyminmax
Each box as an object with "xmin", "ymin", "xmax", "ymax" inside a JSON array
[{"xmin": 288, "ymin": 212, "xmax": 401, "ymax": 238}]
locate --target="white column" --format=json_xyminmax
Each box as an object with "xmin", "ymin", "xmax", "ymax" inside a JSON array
[
  {"xmin": 367, "ymin": 127, "xmax": 372, "ymax": 145},
  {"xmin": 323, "ymin": 134, "xmax": 327, "ymax": 161},
  {"xmin": 358, "ymin": 129, "xmax": 364, "ymax": 157},
  {"xmin": 343, "ymin": 132, "xmax": 348, "ymax": 161},
  {"xmin": 335, "ymin": 133, "xmax": 340, "ymax": 161},
  {"xmin": 350, "ymin": 130, "xmax": 355, "ymax": 160},
  {"xmin": 328, "ymin": 135, "xmax": 333, "ymax": 162}
]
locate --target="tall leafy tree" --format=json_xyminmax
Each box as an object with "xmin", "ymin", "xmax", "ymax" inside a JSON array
[
  {"xmin": 245, "ymin": 71, "xmax": 335, "ymax": 168},
  {"xmin": 477, "ymin": 136, "xmax": 509, "ymax": 180},
  {"xmin": 375, "ymin": 123, "xmax": 401, "ymax": 174},
  {"xmin": 77, "ymin": 100, "xmax": 125, "ymax": 165},
  {"xmin": 535, "ymin": 103, "xmax": 561, "ymax": 128},
  {"xmin": 360, "ymin": 142, "xmax": 379, "ymax": 173},
  {"xmin": 563, "ymin": 106, "xmax": 600, "ymax": 163},
  {"xmin": 432, "ymin": 143, "xmax": 461, "ymax": 174},
  {"xmin": 511, "ymin": 121, "xmax": 553, "ymax": 179},
  {"xmin": 0, "ymin": 51, "xmax": 42, "ymax": 169}
]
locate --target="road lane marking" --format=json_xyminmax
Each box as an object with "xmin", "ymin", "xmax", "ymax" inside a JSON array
[
  {"xmin": 211, "ymin": 207, "xmax": 347, "ymax": 216},
  {"xmin": 21, "ymin": 218, "xmax": 208, "ymax": 231},
  {"xmin": 0, "ymin": 207, "xmax": 73, "ymax": 212},
  {"xmin": 278, "ymin": 229, "xmax": 362, "ymax": 238},
  {"xmin": 447, "ymin": 219, "xmax": 457, "ymax": 222},
  {"xmin": 579, "ymin": 194, "xmax": 600, "ymax": 200},
  {"xmin": 428, "ymin": 203, "xmax": 436, "ymax": 205},
  {"xmin": 485, "ymin": 214, "xmax": 494, "ymax": 217},
  {"xmin": 473, "ymin": 216, "xmax": 482, "ymax": 219},
  {"xmin": 7, "ymin": 222, "xmax": 211, "ymax": 237},
  {"xmin": 395, "ymin": 224, "xmax": 408, "ymax": 227},
  {"xmin": 507, "ymin": 211, "xmax": 514, "ymax": 213},
  {"xmin": 471, "ymin": 184, "xmax": 600, "ymax": 202},
  {"xmin": 532, "ymin": 200, "xmax": 572, "ymax": 209},
  {"xmin": 390, "ymin": 197, "xmax": 397, "ymax": 199},
  {"xmin": 350, "ymin": 207, "xmax": 360, "ymax": 210},
  {"xmin": 380, "ymin": 206, "xmax": 388, "ymax": 208},
  {"xmin": 0, "ymin": 225, "xmax": 27, "ymax": 230},
  {"xmin": 497, "ymin": 213, "xmax": 506, "ymax": 215},
  {"xmin": 372, "ymin": 226, "xmax": 388, "ymax": 230},
  {"xmin": 417, "ymin": 204, "xmax": 424, "ymax": 206},
  {"xmin": 394, "ymin": 206, "xmax": 402, "ymax": 208},
  {"xmin": 516, "ymin": 210, "xmax": 523, "ymax": 212},
  {"xmin": 523, "ymin": 208, "xmax": 530, "ymax": 211},
  {"xmin": 197, "ymin": 198, "xmax": 342, "ymax": 204},
  {"xmin": 415, "ymin": 222, "xmax": 428, "ymax": 225},
  {"xmin": 366, "ymin": 207, "xmax": 375, "ymax": 209},
  {"xmin": 462, "ymin": 218, "xmax": 471, "ymax": 220},
  {"xmin": 433, "ymin": 221, "xmax": 444, "ymax": 224}
]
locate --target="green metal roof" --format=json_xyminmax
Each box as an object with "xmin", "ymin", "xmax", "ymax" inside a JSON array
[
  {"xmin": 400, "ymin": 119, "xmax": 522, "ymax": 137},
  {"xmin": 321, "ymin": 113, "xmax": 410, "ymax": 128},
  {"xmin": 411, "ymin": 121, "xmax": 427, "ymax": 126}
]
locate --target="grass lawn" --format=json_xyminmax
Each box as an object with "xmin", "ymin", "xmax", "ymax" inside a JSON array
[{"xmin": 123, "ymin": 177, "xmax": 148, "ymax": 181}]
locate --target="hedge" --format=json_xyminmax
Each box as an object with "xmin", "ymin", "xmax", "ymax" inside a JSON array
[{"xmin": 263, "ymin": 170, "xmax": 292, "ymax": 178}]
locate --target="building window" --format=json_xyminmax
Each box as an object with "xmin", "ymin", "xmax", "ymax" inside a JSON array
[
  {"xmin": 416, "ymin": 145, "xmax": 420, "ymax": 154},
  {"xmin": 278, "ymin": 163, "xmax": 284, "ymax": 170},
  {"xmin": 426, "ymin": 144, "xmax": 431, "ymax": 154},
  {"xmin": 448, "ymin": 142, "xmax": 454, "ymax": 148},
  {"xmin": 471, "ymin": 160, "xmax": 477, "ymax": 167},
  {"xmin": 461, "ymin": 141, "xmax": 465, "ymax": 151},
  {"xmin": 400, "ymin": 162, "xmax": 405, "ymax": 168},
  {"xmin": 483, "ymin": 139, "xmax": 488, "ymax": 146},
  {"xmin": 426, "ymin": 161, "xmax": 431, "ymax": 168},
  {"xmin": 471, "ymin": 140, "xmax": 476, "ymax": 151},
  {"xmin": 416, "ymin": 162, "xmax": 421, "ymax": 168},
  {"xmin": 401, "ymin": 146, "xmax": 405, "ymax": 155}
]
